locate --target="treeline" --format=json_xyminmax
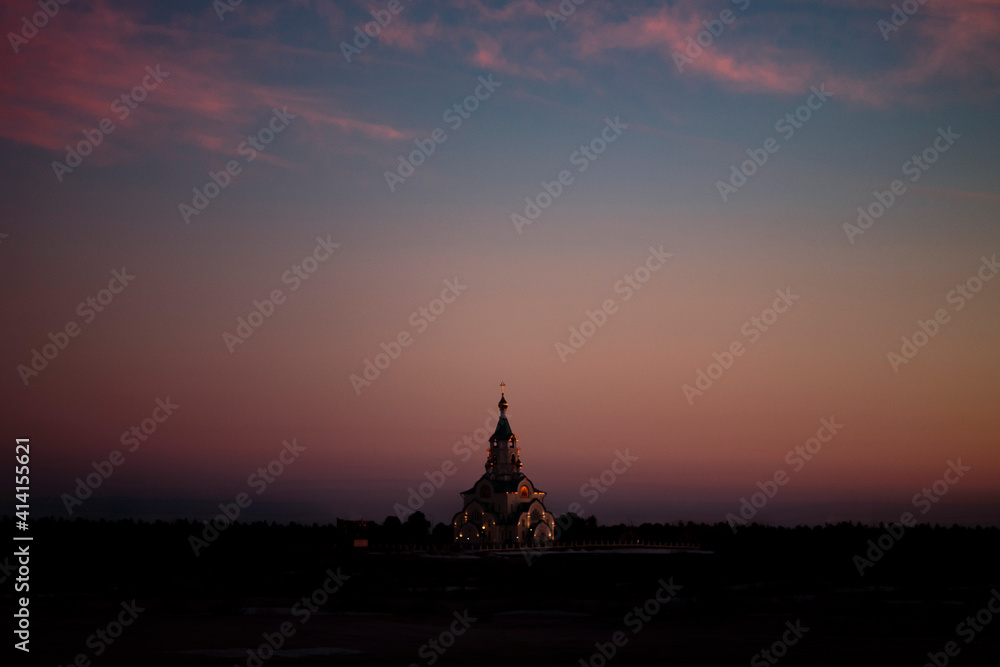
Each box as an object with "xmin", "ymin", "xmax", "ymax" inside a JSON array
[
  {"xmin": 6, "ymin": 513, "xmax": 999, "ymax": 549},
  {"xmin": 6, "ymin": 513, "xmax": 998, "ymax": 557}
]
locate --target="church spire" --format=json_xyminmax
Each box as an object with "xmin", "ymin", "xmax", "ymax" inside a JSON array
[
  {"xmin": 487, "ymin": 383, "xmax": 519, "ymax": 477},
  {"xmin": 452, "ymin": 381, "xmax": 554, "ymax": 546}
]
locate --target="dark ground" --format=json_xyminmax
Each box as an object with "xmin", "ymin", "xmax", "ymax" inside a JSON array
[{"xmin": 4, "ymin": 518, "xmax": 999, "ymax": 666}]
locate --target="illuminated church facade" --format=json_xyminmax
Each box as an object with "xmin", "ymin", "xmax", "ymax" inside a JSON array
[{"xmin": 452, "ymin": 385, "xmax": 556, "ymax": 545}]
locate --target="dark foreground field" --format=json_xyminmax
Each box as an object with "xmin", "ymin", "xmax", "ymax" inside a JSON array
[{"xmin": 5, "ymin": 519, "xmax": 1000, "ymax": 666}]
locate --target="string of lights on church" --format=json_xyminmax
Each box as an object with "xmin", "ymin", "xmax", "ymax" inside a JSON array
[{"xmin": 452, "ymin": 384, "xmax": 556, "ymax": 545}]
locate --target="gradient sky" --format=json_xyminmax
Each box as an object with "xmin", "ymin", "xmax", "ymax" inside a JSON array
[{"xmin": 2, "ymin": 0, "xmax": 999, "ymax": 528}]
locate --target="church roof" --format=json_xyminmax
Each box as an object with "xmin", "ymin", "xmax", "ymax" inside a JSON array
[
  {"xmin": 490, "ymin": 415, "xmax": 515, "ymax": 444},
  {"xmin": 508, "ymin": 500, "xmax": 549, "ymax": 524},
  {"xmin": 460, "ymin": 474, "xmax": 548, "ymax": 496},
  {"xmin": 451, "ymin": 505, "xmax": 502, "ymax": 524},
  {"xmin": 490, "ymin": 385, "xmax": 516, "ymax": 443},
  {"xmin": 460, "ymin": 474, "xmax": 525, "ymax": 496}
]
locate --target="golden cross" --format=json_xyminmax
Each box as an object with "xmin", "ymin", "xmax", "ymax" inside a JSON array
[{"xmin": 500, "ymin": 381, "xmax": 505, "ymax": 394}]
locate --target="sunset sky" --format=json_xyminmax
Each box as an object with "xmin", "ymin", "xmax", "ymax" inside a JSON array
[{"xmin": 2, "ymin": 0, "xmax": 998, "ymax": 528}]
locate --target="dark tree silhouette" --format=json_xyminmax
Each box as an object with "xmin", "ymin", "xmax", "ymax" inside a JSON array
[{"xmin": 403, "ymin": 511, "xmax": 431, "ymax": 542}]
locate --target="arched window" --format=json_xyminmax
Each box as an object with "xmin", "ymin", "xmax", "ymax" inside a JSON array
[{"xmin": 519, "ymin": 486, "xmax": 529, "ymax": 499}]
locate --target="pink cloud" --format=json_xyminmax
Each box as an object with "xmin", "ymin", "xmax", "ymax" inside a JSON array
[
  {"xmin": 0, "ymin": 2, "xmax": 410, "ymax": 168},
  {"xmin": 310, "ymin": 113, "xmax": 414, "ymax": 141},
  {"xmin": 365, "ymin": 2, "xmax": 574, "ymax": 82},
  {"xmin": 569, "ymin": 0, "xmax": 1000, "ymax": 106},
  {"xmin": 377, "ymin": 15, "xmax": 444, "ymax": 53},
  {"xmin": 897, "ymin": 1, "xmax": 1000, "ymax": 86},
  {"xmin": 452, "ymin": 0, "xmax": 548, "ymax": 23}
]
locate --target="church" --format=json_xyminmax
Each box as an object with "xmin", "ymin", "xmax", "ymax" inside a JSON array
[{"xmin": 452, "ymin": 384, "xmax": 556, "ymax": 546}]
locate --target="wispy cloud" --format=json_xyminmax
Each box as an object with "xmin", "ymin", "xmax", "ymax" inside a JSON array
[{"xmin": 0, "ymin": 1, "xmax": 410, "ymax": 166}]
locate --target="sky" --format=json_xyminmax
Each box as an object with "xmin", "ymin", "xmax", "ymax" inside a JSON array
[{"xmin": 2, "ymin": 0, "xmax": 998, "ymax": 528}]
